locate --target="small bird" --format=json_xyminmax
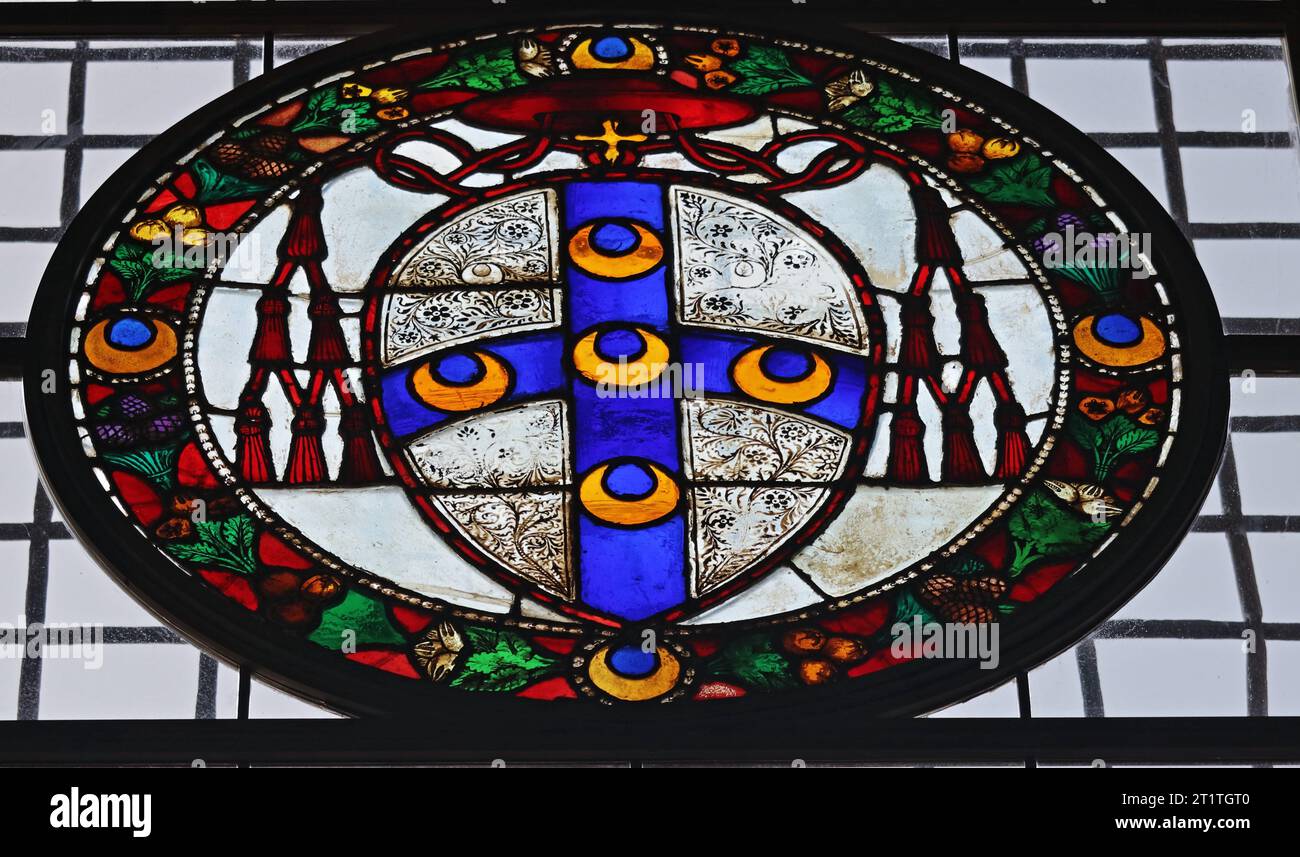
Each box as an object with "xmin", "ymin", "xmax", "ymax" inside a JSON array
[
  {"xmin": 824, "ymin": 69, "xmax": 874, "ymax": 112},
  {"xmin": 517, "ymin": 37, "xmax": 555, "ymax": 78},
  {"xmin": 413, "ymin": 621, "xmax": 464, "ymax": 682},
  {"xmin": 1043, "ymin": 480, "xmax": 1123, "ymax": 520}
]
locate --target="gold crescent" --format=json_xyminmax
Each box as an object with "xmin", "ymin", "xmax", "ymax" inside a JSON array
[
  {"xmin": 732, "ymin": 345, "xmax": 833, "ymax": 405},
  {"xmin": 411, "ymin": 351, "xmax": 510, "ymax": 412},
  {"xmin": 572, "ymin": 327, "xmax": 670, "ymax": 388},
  {"xmin": 568, "ymin": 223, "xmax": 663, "ymax": 279},
  {"xmin": 579, "ymin": 462, "xmax": 680, "ymax": 526}
]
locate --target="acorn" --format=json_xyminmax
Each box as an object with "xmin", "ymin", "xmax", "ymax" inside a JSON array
[
  {"xmin": 782, "ymin": 628, "xmax": 827, "ymax": 654},
  {"xmin": 823, "ymin": 636, "xmax": 868, "ymax": 663},
  {"xmin": 981, "ymin": 137, "xmax": 1021, "ymax": 160},
  {"xmin": 162, "ymin": 204, "xmax": 202, "ymax": 228},
  {"xmin": 799, "ymin": 659, "xmax": 836, "ymax": 686},
  {"xmin": 300, "ymin": 573, "xmax": 342, "ymax": 602},
  {"xmin": 129, "ymin": 219, "xmax": 170, "ymax": 243},
  {"xmin": 258, "ymin": 570, "xmax": 301, "ymax": 599},
  {"xmin": 948, "ymin": 153, "xmax": 986, "ymax": 174},
  {"xmin": 271, "ymin": 600, "xmax": 317, "ymax": 629},
  {"xmin": 947, "ymin": 129, "xmax": 985, "ymax": 153}
]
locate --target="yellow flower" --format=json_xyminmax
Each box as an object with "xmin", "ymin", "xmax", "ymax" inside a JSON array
[
  {"xmin": 711, "ymin": 38, "xmax": 741, "ymax": 57},
  {"xmin": 686, "ymin": 54, "xmax": 723, "ymax": 72},
  {"xmin": 704, "ymin": 69, "xmax": 737, "ymax": 89},
  {"xmin": 947, "ymin": 129, "xmax": 984, "ymax": 153},
  {"xmin": 372, "ymin": 87, "xmax": 408, "ymax": 104},
  {"xmin": 413, "ymin": 622, "xmax": 464, "ymax": 682},
  {"xmin": 981, "ymin": 137, "xmax": 1021, "ymax": 160},
  {"xmin": 340, "ymin": 82, "xmax": 372, "ymax": 99}
]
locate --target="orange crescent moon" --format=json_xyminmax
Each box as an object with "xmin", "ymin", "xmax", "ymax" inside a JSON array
[
  {"xmin": 579, "ymin": 462, "xmax": 680, "ymax": 526},
  {"xmin": 411, "ymin": 351, "xmax": 510, "ymax": 412},
  {"xmin": 572, "ymin": 327, "xmax": 670, "ymax": 387},
  {"xmin": 732, "ymin": 346, "xmax": 833, "ymax": 405},
  {"xmin": 568, "ymin": 223, "xmax": 663, "ymax": 279}
]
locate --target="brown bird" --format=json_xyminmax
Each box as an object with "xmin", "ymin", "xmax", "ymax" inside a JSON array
[
  {"xmin": 517, "ymin": 37, "xmax": 555, "ymax": 78},
  {"xmin": 825, "ymin": 69, "xmax": 874, "ymax": 112},
  {"xmin": 1043, "ymin": 480, "xmax": 1123, "ymax": 520}
]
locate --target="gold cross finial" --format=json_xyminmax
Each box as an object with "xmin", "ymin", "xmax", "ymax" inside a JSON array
[{"xmin": 575, "ymin": 119, "xmax": 647, "ymax": 164}]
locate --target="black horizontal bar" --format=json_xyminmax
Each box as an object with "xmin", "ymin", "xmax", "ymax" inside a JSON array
[
  {"xmin": 0, "ymin": 716, "xmax": 1296, "ymax": 764},
  {"xmin": 0, "ymin": 0, "xmax": 1290, "ymax": 38},
  {"xmin": 1225, "ymin": 333, "xmax": 1300, "ymax": 375},
  {"xmin": 0, "ymin": 335, "xmax": 25, "ymax": 382}
]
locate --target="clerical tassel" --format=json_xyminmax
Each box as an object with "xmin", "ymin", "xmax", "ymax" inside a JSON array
[
  {"xmin": 249, "ymin": 293, "xmax": 292, "ymax": 365},
  {"xmin": 899, "ymin": 296, "xmax": 939, "ymax": 373},
  {"xmin": 994, "ymin": 400, "xmax": 1030, "ymax": 479},
  {"xmin": 234, "ymin": 396, "xmax": 274, "ymax": 483},
  {"xmin": 279, "ymin": 185, "xmax": 325, "ymax": 262},
  {"xmin": 941, "ymin": 406, "xmax": 985, "ymax": 482},
  {"xmin": 286, "ymin": 403, "xmax": 327, "ymax": 484},
  {"xmin": 887, "ymin": 407, "xmax": 928, "ymax": 483},
  {"xmin": 306, "ymin": 286, "xmax": 350, "ymax": 366},
  {"xmin": 911, "ymin": 185, "xmax": 961, "ymax": 266},
  {"xmin": 338, "ymin": 402, "xmax": 381, "ymax": 483},
  {"xmin": 956, "ymin": 292, "xmax": 1007, "ymax": 371}
]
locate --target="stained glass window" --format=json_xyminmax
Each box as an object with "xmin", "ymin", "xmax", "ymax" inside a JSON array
[{"xmin": 24, "ymin": 19, "xmax": 1226, "ymax": 718}]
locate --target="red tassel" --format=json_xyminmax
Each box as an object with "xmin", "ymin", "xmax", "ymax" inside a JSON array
[
  {"xmin": 306, "ymin": 287, "xmax": 350, "ymax": 366},
  {"xmin": 911, "ymin": 185, "xmax": 961, "ymax": 266},
  {"xmin": 338, "ymin": 403, "xmax": 380, "ymax": 483},
  {"xmin": 994, "ymin": 400, "xmax": 1030, "ymax": 479},
  {"xmin": 957, "ymin": 293, "xmax": 1007, "ymax": 371},
  {"xmin": 286, "ymin": 404, "xmax": 326, "ymax": 484},
  {"xmin": 941, "ymin": 407, "xmax": 985, "ymax": 482},
  {"xmin": 249, "ymin": 293, "xmax": 292, "ymax": 365},
  {"xmin": 235, "ymin": 399, "xmax": 274, "ymax": 483},
  {"xmin": 899, "ymin": 297, "xmax": 939, "ymax": 372},
  {"xmin": 887, "ymin": 408, "xmax": 928, "ymax": 483},
  {"xmin": 279, "ymin": 185, "xmax": 326, "ymax": 262}
]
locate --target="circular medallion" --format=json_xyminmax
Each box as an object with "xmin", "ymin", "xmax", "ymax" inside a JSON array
[{"xmin": 25, "ymin": 12, "xmax": 1226, "ymax": 727}]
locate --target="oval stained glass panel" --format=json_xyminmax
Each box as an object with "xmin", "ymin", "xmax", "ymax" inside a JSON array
[{"xmin": 25, "ymin": 15, "xmax": 1227, "ymax": 721}]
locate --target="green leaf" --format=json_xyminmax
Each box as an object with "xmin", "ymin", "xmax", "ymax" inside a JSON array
[
  {"xmin": 969, "ymin": 153, "xmax": 1057, "ymax": 207},
  {"xmin": 308, "ymin": 590, "xmax": 406, "ymax": 649},
  {"xmin": 1006, "ymin": 491, "xmax": 1110, "ymax": 576},
  {"xmin": 449, "ymin": 626, "xmax": 559, "ymax": 692},
  {"xmin": 100, "ymin": 444, "xmax": 182, "ymax": 489},
  {"xmin": 729, "ymin": 44, "xmax": 813, "ymax": 96},
  {"xmin": 839, "ymin": 78, "xmax": 944, "ymax": 133},
  {"xmin": 708, "ymin": 633, "xmax": 797, "ymax": 691},
  {"xmin": 893, "ymin": 590, "xmax": 938, "ymax": 627},
  {"xmin": 164, "ymin": 514, "xmax": 258, "ymax": 575},
  {"xmin": 420, "ymin": 44, "xmax": 526, "ymax": 93},
  {"xmin": 190, "ymin": 158, "xmax": 274, "ymax": 204},
  {"xmin": 107, "ymin": 240, "xmax": 194, "ymax": 302},
  {"xmin": 1114, "ymin": 427, "xmax": 1160, "ymax": 457},
  {"xmin": 290, "ymin": 86, "xmax": 379, "ymax": 135}
]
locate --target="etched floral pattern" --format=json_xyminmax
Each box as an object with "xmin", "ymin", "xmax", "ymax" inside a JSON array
[
  {"xmin": 683, "ymin": 399, "xmax": 850, "ymax": 482},
  {"xmin": 432, "ymin": 491, "xmax": 571, "ymax": 598},
  {"xmin": 672, "ymin": 186, "xmax": 866, "ymax": 351},
  {"xmin": 406, "ymin": 402, "xmax": 569, "ymax": 489},
  {"xmin": 380, "ymin": 288, "xmax": 556, "ymax": 365},
  {"xmin": 394, "ymin": 189, "xmax": 559, "ymax": 287},
  {"xmin": 690, "ymin": 486, "xmax": 825, "ymax": 594}
]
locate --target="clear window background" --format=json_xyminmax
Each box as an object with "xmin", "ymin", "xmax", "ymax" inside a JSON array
[{"xmin": 0, "ymin": 25, "xmax": 1296, "ymax": 735}]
